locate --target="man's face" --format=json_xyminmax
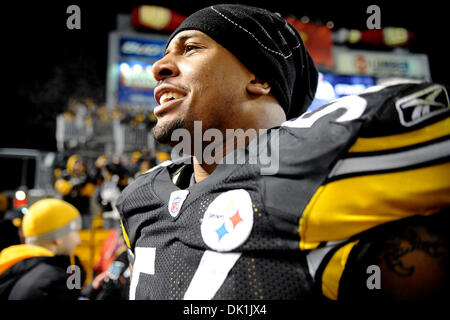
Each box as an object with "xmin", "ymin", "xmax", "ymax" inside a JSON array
[
  {"xmin": 151, "ymin": 30, "xmax": 254, "ymax": 146},
  {"xmin": 73, "ymin": 160, "xmax": 85, "ymax": 175},
  {"xmin": 55, "ymin": 230, "xmax": 81, "ymax": 255}
]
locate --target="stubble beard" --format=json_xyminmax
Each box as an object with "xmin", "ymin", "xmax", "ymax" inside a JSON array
[{"xmin": 152, "ymin": 118, "xmax": 185, "ymax": 145}]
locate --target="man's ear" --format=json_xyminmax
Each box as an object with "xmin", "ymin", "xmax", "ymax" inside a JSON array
[
  {"xmin": 246, "ymin": 78, "xmax": 271, "ymax": 96},
  {"xmin": 53, "ymin": 238, "xmax": 63, "ymax": 247}
]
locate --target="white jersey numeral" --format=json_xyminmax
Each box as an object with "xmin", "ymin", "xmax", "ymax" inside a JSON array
[
  {"xmin": 129, "ymin": 247, "xmax": 156, "ymax": 300},
  {"xmin": 130, "ymin": 248, "xmax": 241, "ymax": 300},
  {"xmin": 283, "ymin": 95, "xmax": 367, "ymax": 128},
  {"xmin": 183, "ymin": 250, "xmax": 241, "ymax": 300}
]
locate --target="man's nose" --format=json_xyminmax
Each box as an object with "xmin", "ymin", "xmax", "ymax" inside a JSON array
[{"xmin": 152, "ymin": 55, "xmax": 179, "ymax": 82}]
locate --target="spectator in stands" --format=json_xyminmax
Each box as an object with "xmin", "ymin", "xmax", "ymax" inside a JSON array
[
  {"xmin": 92, "ymin": 155, "xmax": 108, "ymax": 186},
  {"xmin": 0, "ymin": 193, "xmax": 23, "ymax": 251},
  {"xmin": 54, "ymin": 154, "xmax": 97, "ymax": 229},
  {"xmin": 0, "ymin": 198, "xmax": 86, "ymax": 300},
  {"xmin": 0, "ymin": 211, "xmax": 23, "ymax": 252},
  {"xmin": 84, "ymin": 249, "xmax": 130, "ymax": 300},
  {"xmin": 126, "ymin": 151, "xmax": 143, "ymax": 178},
  {"xmin": 95, "ymin": 162, "xmax": 129, "ymax": 229},
  {"xmin": 134, "ymin": 155, "xmax": 157, "ymax": 179}
]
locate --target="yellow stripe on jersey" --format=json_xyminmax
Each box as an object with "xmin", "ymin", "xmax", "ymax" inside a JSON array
[
  {"xmin": 120, "ymin": 219, "xmax": 131, "ymax": 249},
  {"xmin": 349, "ymin": 117, "xmax": 450, "ymax": 153},
  {"xmin": 299, "ymin": 162, "xmax": 450, "ymax": 251},
  {"xmin": 321, "ymin": 240, "xmax": 359, "ymax": 300}
]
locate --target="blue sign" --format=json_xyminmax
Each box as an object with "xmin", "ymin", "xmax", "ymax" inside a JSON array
[
  {"xmin": 115, "ymin": 35, "xmax": 168, "ymax": 108},
  {"xmin": 117, "ymin": 61, "xmax": 158, "ymax": 107},
  {"xmin": 119, "ymin": 37, "xmax": 167, "ymax": 61}
]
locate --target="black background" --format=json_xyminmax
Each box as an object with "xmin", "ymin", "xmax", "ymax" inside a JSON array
[{"xmin": 0, "ymin": 0, "xmax": 447, "ymax": 151}]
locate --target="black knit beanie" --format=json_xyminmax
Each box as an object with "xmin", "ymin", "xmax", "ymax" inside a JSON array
[{"xmin": 166, "ymin": 4, "xmax": 318, "ymax": 119}]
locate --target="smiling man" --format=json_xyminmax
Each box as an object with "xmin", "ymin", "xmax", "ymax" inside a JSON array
[
  {"xmin": 151, "ymin": 30, "xmax": 283, "ymax": 145},
  {"xmin": 150, "ymin": 12, "xmax": 315, "ymax": 180},
  {"xmin": 152, "ymin": 30, "xmax": 292, "ymax": 179},
  {"xmin": 116, "ymin": 4, "xmax": 450, "ymax": 300}
]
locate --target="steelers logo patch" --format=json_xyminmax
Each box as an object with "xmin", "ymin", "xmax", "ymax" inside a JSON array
[{"xmin": 201, "ymin": 189, "xmax": 254, "ymax": 252}]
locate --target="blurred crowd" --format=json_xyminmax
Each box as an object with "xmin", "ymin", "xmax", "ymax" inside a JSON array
[
  {"xmin": 52, "ymin": 150, "xmax": 168, "ymax": 229},
  {"xmin": 0, "ymin": 149, "xmax": 170, "ymax": 300},
  {"xmin": 0, "ymin": 90, "xmax": 172, "ymax": 300}
]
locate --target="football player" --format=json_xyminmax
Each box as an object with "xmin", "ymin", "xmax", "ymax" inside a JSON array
[{"xmin": 116, "ymin": 4, "xmax": 449, "ymax": 300}]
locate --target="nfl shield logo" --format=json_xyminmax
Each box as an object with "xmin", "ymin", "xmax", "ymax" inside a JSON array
[
  {"xmin": 168, "ymin": 190, "xmax": 189, "ymax": 218},
  {"xmin": 171, "ymin": 197, "xmax": 181, "ymax": 214}
]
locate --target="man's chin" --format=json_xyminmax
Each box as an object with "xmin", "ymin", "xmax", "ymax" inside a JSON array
[{"xmin": 152, "ymin": 118, "xmax": 185, "ymax": 145}]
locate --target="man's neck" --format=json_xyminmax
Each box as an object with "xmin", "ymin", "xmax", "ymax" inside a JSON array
[
  {"xmin": 191, "ymin": 98, "xmax": 285, "ymax": 183},
  {"xmin": 192, "ymin": 127, "xmax": 257, "ymax": 183},
  {"xmin": 193, "ymin": 156, "xmax": 217, "ymax": 183}
]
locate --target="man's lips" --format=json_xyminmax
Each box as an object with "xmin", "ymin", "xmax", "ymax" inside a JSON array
[
  {"xmin": 154, "ymin": 84, "xmax": 187, "ymax": 105},
  {"xmin": 153, "ymin": 84, "xmax": 187, "ymax": 116},
  {"xmin": 153, "ymin": 97, "xmax": 185, "ymax": 117}
]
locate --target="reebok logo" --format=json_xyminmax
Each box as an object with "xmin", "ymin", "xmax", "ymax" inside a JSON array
[{"xmin": 396, "ymin": 84, "xmax": 449, "ymax": 127}]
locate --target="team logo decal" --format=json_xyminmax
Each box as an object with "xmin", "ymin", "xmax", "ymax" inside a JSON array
[
  {"xmin": 201, "ymin": 189, "xmax": 254, "ymax": 252},
  {"xmin": 168, "ymin": 190, "xmax": 189, "ymax": 218},
  {"xmin": 395, "ymin": 84, "xmax": 449, "ymax": 127}
]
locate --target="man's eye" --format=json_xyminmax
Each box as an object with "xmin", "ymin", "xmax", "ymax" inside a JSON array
[{"xmin": 185, "ymin": 45, "xmax": 199, "ymax": 53}]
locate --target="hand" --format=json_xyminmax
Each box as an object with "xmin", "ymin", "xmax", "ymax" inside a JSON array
[{"xmin": 92, "ymin": 271, "xmax": 109, "ymax": 290}]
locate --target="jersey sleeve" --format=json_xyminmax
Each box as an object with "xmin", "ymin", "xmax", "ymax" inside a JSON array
[{"xmin": 291, "ymin": 82, "xmax": 450, "ymax": 250}]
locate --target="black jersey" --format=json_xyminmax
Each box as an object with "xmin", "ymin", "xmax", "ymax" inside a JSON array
[{"xmin": 116, "ymin": 82, "xmax": 450, "ymax": 300}]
